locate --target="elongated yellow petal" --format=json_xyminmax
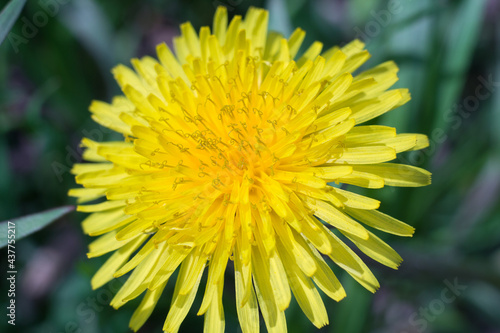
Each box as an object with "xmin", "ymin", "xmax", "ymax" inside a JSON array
[
  {"xmin": 287, "ymin": 28, "xmax": 305, "ymax": 58},
  {"xmin": 76, "ymin": 200, "xmax": 125, "ymax": 213},
  {"xmin": 345, "ymin": 208, "xmax": 415, "ymax": 237},
  {"xmin": 71, "ymin": 162, "xmax": 113, "ymax": 175},
  {"xmin": 163, "ymin": 259, "xmax": 204, "ymax": 333},
  {"xmin": 272, "ymin": 215, "xmax": 318, "ymax": 276},
  {"xmin": 307, "ymin": 241, "xmax": 346, "ymax": 301},
  {"xmin": 311, "ymin": 165, "xmax": 353, "ymax": 180},
  {"xmin": 344, "ymin": 125, "xmax": 396, "ymax": 144},
  {"xmin": 203, "ymin": 277, "xmax": 225, "ymax": 333},
  {"xmin": 331, "ymin": 187, "xmax": 380, "ymax": 210},
  {"xmin": 341, "ymin": 230, "xmax": 403, "ymax": 269},
  {"xmin": 178, "ymin": 246, "xmax": 208, "ymax": 295},
  {"xmin": 68, "ymin": 187, "xmax": 106, "ymax": 204},
  {"xmin": 301, "ymin": 195, "xmax": 369, "ymax": 240},
  {"xmin": 89, "ymin": 100, "xmax": 132, "ymax": 135},
  {"xmin": 198, "ymin": 236, "xmax": 230, "ymax": 315},
  {"xmin": 324, "ymin": 228, "xmax": 380, "ymax": 292},
  {"xmin": 309, "ymin": 107, "xmax": 351, "ymax": 134},
  {"xmin": 91, "ymin": 235, "xmax": 147, "ymax": 289},
  {"xmin": 338, "ymin": 170, "xmax": 385, "ymax": 188},
  {"xmin": 252, "ymin": 245, "xmax": 287, "ymax": 333},
  {"xmin": 353, "ymin": 163, "xmax": 432, "ymax": 187},
  {"xmin": 410, "ymin": 134, "xmax": 430, "ymax": 150},
  {"xmin": 130, "ymin": 279, "xmax": 167, "ymax": 332},
  {"xmin": 113, "ymin": 236, "xmax": 157, "ymax": 277},
  {"xmin": 273, "ymin": 170, "xmax": 326, "ymax": 188},
  {"xmin": 328, "ymin": 146, "xmax": 396, "ymax": 164},
  {"xmin": 148, "ymin": 245, "xmax": 191, "ymax": 290},
  {"xmin": 82, "ymin": 209, "xmax": 133, "ymax": 236},
  {"xmin": 267, "ymin": 244, "xmax": 291, "ymax": 311},
  {"xmin": 297, "ymin": 41, "xmax": 323, "ymax": 67},
  {"xmin": 348, "ymin": 90, "xmax": 407, "ymax": 124},
  {"xmin": 87, "ymin": 230, "xmax": 140, "ymax": 258},
  {"xmin": 234, "ymin": 241, "xmax": 259, "ymax": 333},
  {"xmin": 110, "ymin": 243, "xmax": 167, "ymax": 309},
  {"xmin": 277, "ymin": 241, "xmax": 328, "ymax": 328}
]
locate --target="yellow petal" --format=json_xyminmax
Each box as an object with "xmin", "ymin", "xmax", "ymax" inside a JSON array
[
  {"xmin": 273, "ymin": 170, "xmax": 326, "ymax": 189},
  {"xmin": 87, "ymin": 230, "xmax": 140, "ymax": 258},
  {"xmin": 203, "ymin": 278, "xmax": 225, "ymax": 333},
  {"xmin": 296, "ymin": 41, "xmax": 323, "ymax": 67},
  {"xmin": 310, "ymin": 119, "xmax": 356, "ymax": 147},
  {"xmin": 307, "ymin": 241, "xmax": 346, "ymax": 301},
  {"xmin": 113, "ymin": 236, "xmax": 157, "ymax": 278},
  {"xmin": 91, "ymin": 235, "xmax": 147, "ymax": 289},
  {"xmin": 277, "ymin": 241, "xmax": 328, "ymax": 328},
  {"xmin": 353, "ymin": 163, "xmax": 432, "ymax": 187},
  {"xmin": 330, "ymin": 187, "xmax": 380, "ymax": 210},
  {"xmin": 311, "ymin": 165, "xmax": 353, "ymax": 180},
  {"xmin": 272, "ymin": 215, "xmax": 317, "ymax": 276},
  {"xmin": 163, "ymin": 258, "xmax": 204, "ymax": 333},
  {"xmin": 252, "ymin": 245, "xmax": 287, "ymax": 333},
  {"xmin": 308, "ymin": 107, "xmax": 352, "ymax": 134},
  {"xmin": 71, "ymin": 162, "xmax": 113, "ymax": 175},
  {"xmin": 129, "ymin": 279, "xmax": 167, "ymax": 332},
  {"xmin": 324, "ymin": 227, "xmax": 379, "ymax": 292},
  {"xmin": 81, "ymin": 208, "xmax": 133, "ymax": 236},
  {"xmin": 213, "ymin": 6, "xmax": 227, "ymax": 44},
  {"xmin": 328, "ymin": 146, "xmax": 396, "ymax": 164},
  {"xmin": 300, "ymin": 195, "xmax": 369, "ymax": 240},
  {"xmin": 198, "ymin": 236, "xmax": 230, "ymax": 315},
  {"xmin": 337, "ymin": 170, "xmax": 385, "ymax": 189},
  {"xmin": 342, "ymin": 50, "xmax": 370, "ymax": 74},
  {"xmin": 345, "ymin": 208, "xmax": 415, "ymax": 237},
  {"xmin": 409, "ymin": 134, "xmax": 430, "ymax": 150},
  {"xmin": 89, "ymin": 100, "xmax": 132, "ymax": 135},
  {"xmin": 344, "ymin": 125, "xmax": 396, "ymax": 144},
  {"xmin": 267, "ymin": 242, "xmax": 291, "ymax": 311},
  {"xmin": 287, "ymin": 28, "xmax": 305, "ymax": 58},
  {"xmin": 378, "ymin": 134, "xmax": 417, "ymax": 153},
  {"xmin": 68, "ymin": 188, "xmax": 106, "ymax": 204},
  {"xmin": 110, "ymin": 243, "xmax": 167, "ymax": 309},
  {"xmin": 349, "ymin": 89, "xmax": 406, "ymax": 124},
  {"xmin": 148, "ymin": 245, "xmax": 191, "ymax": 290},
  {"xmin": 234, "ymin": 242, "xmax": 259, "ymax": 333},
  {"xmin": 342, "ymin": 230, "xmax": 403, "ymax": 269},
  {"xmin": 156, "ymin": 43, "xmax": 189, "ymax": 83}
]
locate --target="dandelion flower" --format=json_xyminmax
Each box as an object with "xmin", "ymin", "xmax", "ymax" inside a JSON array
[{"xmin": 70, "ymin": 6, "xmax": 431, "ymax": 332}]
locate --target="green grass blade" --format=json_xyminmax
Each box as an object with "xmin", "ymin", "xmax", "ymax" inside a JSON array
[
  {"xmin": 331, "ymin": 274, "xmax": 372, "ymax": 333},
  {"xmin": 267, "ymin": 0, "xmax": 293, "ymax": 36},
  {"xmin": 0, "ymin": 0, "xmax": 27, "ymax": 46},
  {"xmin": 0, "ymin": 206, "xmax": 75, "ymax": 248},
  {"xmin": 432, "ymin": 0, "xmax": 487, "ymax": 133}
]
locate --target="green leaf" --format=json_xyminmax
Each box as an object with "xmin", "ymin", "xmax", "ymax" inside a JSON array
[
  {"xmin": 0, "ymin": 0, "xmax": 27, "ymax": 46},
  {"xmin": 266, "ymin": 0, "xmax": 293, "ymax": 36},
  {"xmin": 347, "ymin": 0, "xmax": 382, "ymax": 27},
  {"xmin": 331, "ymin": 273, "xmax": 372, "ymax": 333},
  {"xmin": 285, "ymin": 0, "xmax": 307, "ymax": 18},
  {"xmin": 0, "ymin": 206, "xmax": 74, "ymax": 248},
  {"xmin": 432, "ymin": 0, "xmax": 487, "ymax": 133}
]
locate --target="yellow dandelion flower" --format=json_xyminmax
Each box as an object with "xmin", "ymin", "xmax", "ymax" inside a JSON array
[{"xmin": 70, "ymin": 6, "xmax": 431, "ymax": 332}]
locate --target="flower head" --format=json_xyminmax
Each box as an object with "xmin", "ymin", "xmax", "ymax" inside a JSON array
[{"xmin": 70, "ymin": 6, "xmax": 431, "ymax": 332}]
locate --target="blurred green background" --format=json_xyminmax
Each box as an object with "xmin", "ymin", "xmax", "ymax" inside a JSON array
[{"xmin": 1, "ymin": 0, "xmax": 499, "ymax": 332}]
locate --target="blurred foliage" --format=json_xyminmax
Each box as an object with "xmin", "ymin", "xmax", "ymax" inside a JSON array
[
  {"xmin": 0, "ymin": 0, "xmax": 27, "ymax": 44},
  {"xmin": 0, "ymin": 206, "xmax": 73, "ymax": 247},
  {"xmin": 1, "ymin": 0, "xmax": 499, "ymax": 332}
]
